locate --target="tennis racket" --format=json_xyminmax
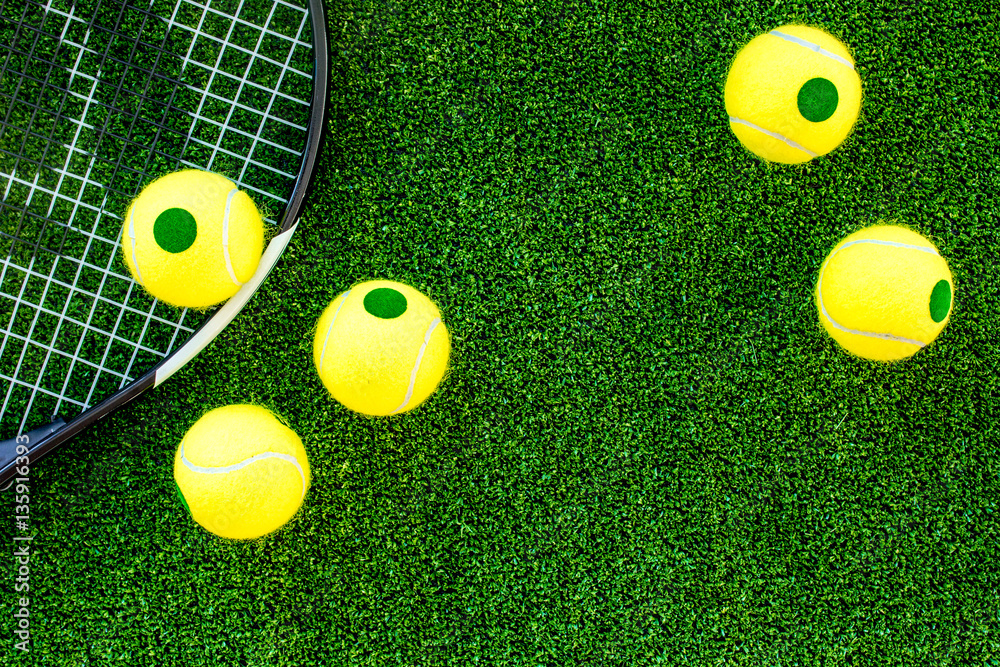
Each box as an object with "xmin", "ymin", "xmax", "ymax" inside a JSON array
[{"xmin": 0, "ymin": 0, "xmax": 329, "ymax": 486}]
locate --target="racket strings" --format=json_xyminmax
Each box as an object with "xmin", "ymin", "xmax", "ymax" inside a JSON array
[{"xmin": 0, "ymin": 0, "xmax": 313, "ymax": 437}]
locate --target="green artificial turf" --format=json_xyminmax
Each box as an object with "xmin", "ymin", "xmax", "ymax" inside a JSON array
[{"xmin": 3, "ymin": 0, "xmax": 1000, "ymax": 664}]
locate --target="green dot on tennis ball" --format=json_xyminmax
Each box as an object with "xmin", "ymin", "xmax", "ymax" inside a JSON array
[
  {"xmin": 797, "ymin": 77, "xmax": 839, "ymax": 123},
  {"xmin": 364, "ymin": 287, "xmax": 408, "ymax": 319},
  {"xmin": 929, "ymin": 280, "xmax": 951, "ymax": 323},
  {"xmin": 153, "ymin": 208, "xmax": 197, "ymax": 253}
]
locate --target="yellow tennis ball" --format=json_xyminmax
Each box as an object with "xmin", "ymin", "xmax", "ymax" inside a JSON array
[
  {"xmin": 122, "ymin": 169, "xmax": 264, "ymax": 308},
  {"xmin": 173, "ymin": 405, "xmax": 310, "ymax": 540},
  {"xmin": 313, "ymin": 280, "xmax": 450, "ymax": 416},
  {"xmin": 815, "ymin": 225, "xmax": 954, "ymax": 362},
  {"xmin": 725, "ymin": 25, "xmax": 863, "ymax": 163}
]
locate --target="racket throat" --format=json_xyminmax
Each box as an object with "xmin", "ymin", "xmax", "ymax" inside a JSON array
[{"xmin": 0, "ymin": 418, "xmax": 67, "ymax": 488}]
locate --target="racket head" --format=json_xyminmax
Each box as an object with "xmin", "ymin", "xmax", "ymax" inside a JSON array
[{"xmin": 0, "ymin": 0, "xmax": 329, "ymax": 484}]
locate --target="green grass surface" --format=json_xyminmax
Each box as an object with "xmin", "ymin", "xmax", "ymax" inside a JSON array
[{"xmin": 4, "ymin": 0, "xmax": 1000, "ymax": 664}]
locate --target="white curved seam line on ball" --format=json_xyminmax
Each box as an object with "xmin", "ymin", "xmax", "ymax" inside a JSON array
[
  {"xmin": 180, "ymin": 443, "xmax": 308, "ymax": 501},
  {"xmin": 729, "ymin": 116, "xmax": 818, "ymax": 157},
  {"xmin": 127, "ymin": 208, "xmax": 144, "ymax": 283},
  {"xmin": 319, "ymin": 289, "xmax": 351, "ymax": 368},
  {"xmin": 390, "ymin": 317, "xmax": 441, "ymax": 415},
  {"xmin": 768, "ymin": 30, "xmax": 855, "ymax": 70},
  {"xmin": 817, "ymin": 238, "xmax": 938, "ymax": 348},
  {"xmin": 222, "ymin": 188, "xmax": 243, "ymax": 287}
]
